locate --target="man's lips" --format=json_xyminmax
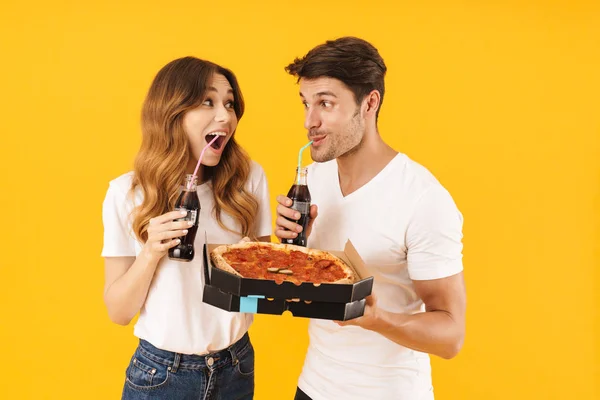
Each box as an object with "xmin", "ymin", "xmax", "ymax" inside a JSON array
[{"xmin": 310, "ymin": 135, "xmax": 326, "ymax": 145}]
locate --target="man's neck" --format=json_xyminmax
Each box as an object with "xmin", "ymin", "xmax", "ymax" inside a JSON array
[{"xmin": 336, "ymin": 130, "xmax": 397, "ymax": 197}]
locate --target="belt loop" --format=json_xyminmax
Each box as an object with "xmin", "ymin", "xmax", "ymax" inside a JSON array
[
  {"xmin": 229, "ymin": 346, "xmax": 239, "ymax": 366},
  {"xmin": 171, "ymin": 352, "xmax": 181, "ymax": 373}
]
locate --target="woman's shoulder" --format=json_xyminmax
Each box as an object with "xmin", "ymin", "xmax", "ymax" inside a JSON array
[
  {"xmin": 248, "ymin": 160, "xmax": 267, "ymax": 181},
  {"xmin": 106, "ymin": 171, "xmax": 135, "ymax": 193},
  {"xmin": 102, "ymin": 172, "xmax": 139, "ymax": 216},
  {"xmin": 244, "ymin": 160, "xmax": 270, "ymax": 195}
]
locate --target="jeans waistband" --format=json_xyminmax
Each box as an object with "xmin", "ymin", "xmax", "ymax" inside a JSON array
[{"xmin": 137, "ymin": 332, "xmax": 250, "ymax": 372}]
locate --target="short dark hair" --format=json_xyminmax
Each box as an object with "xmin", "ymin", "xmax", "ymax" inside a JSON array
[{"xmin": 285, "ymin": 36, "xmax": 387, "ymax": 118}]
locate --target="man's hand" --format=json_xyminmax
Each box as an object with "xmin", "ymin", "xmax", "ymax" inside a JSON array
[
  {"xmin": 335, "ymin": 293, "xmax": 380, "ymax": 331},
  {"xmin": 274, "ymin": 195, "xmax": 318, "ymax": 241}
]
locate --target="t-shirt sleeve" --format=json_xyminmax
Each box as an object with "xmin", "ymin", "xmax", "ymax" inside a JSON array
[
  {"xmin": 101, "ymin": 182, "xmax": 137, "ymax": 257},
  {"xmin": 252, "ymin": 164, "xmax": 273, "ymax": 238},
  {"xmin": 406, "ymin": 184, "xmax": 464, "ymax": 280}
]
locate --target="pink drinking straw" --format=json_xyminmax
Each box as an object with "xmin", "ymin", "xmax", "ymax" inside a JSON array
[{"xmin": 188, "ymin": 135, "xmax": 220, "ymax": 190}]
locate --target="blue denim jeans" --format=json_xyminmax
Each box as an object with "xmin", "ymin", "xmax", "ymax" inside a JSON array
[{"xmin": 122, "ymin": 333, "xmax": 254, "ymax": 400}]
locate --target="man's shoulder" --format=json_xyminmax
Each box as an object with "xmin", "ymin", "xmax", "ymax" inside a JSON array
[{"xmin": 395, "ymin": 153, "xmax": 447, "ymax": 197}]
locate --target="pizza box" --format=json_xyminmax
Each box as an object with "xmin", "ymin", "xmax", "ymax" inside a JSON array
[
  {"xmin": 201, "ymin": 236, "xmax": 373, "ymax": 303},
  {"xmin": 202, "ymin": 284, "xmax": 367, "ymax": 321}
]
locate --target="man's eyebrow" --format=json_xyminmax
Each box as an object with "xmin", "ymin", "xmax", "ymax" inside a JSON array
[{"xmin": 299, "ymin": 91, "xmax": 337, "ymax": 98}]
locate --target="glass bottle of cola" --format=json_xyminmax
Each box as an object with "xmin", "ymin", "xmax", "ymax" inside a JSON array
[
  {"xmin": 168, "ymin": 174, "xmax": 200, "ymax": 261},
  {"xmin": 282, "ymin": 167, "xmax": 311, "ymax": 247}
]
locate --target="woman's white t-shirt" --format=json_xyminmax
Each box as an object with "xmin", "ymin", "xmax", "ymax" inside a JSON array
[{"xmin": 101, "ymin": 161, "xmax": 272, "ymax": 355}]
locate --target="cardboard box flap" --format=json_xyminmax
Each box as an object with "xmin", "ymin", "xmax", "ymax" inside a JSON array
[{"xmin": 342, "ymin": 240, "xmax": 371, "ymax": 281}]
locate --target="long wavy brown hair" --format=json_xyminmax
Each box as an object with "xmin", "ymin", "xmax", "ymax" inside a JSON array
[{"xmin": 130, "ymin": 57, "xmax": 259, "ymax": 242}]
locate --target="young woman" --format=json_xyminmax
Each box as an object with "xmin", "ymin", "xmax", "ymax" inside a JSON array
[{"xmin": 101, "ymin": 56, "xmax": 272, "ymax": 400}]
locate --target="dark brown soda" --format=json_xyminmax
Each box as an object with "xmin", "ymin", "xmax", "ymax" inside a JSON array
[
  {"xmin": 282, "ymin": 168, "xmax": 311, "ymax": 247},
  {"xmin": 168, "ymin": 176, "xmax": 200, "ymax": 261}
]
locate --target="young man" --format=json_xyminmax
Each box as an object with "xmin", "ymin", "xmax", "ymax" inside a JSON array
[{"xmin": 275, "ymin": 37, "xmax": 467, "ymax": 400}]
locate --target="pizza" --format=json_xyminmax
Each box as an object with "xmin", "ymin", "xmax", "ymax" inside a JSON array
[{"xmin": 209, "ymin": 242, "xmax": 357, "ymax": 285}]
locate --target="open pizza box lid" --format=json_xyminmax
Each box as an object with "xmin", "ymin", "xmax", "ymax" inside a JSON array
[{"xmin": 202, "ymin": 233, "xmax": 373, "ymax": 304}]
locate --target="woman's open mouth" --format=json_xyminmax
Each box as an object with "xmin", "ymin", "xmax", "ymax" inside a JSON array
[{"xmin": 205, "ymin": 132, "xmax": 227, "ymax": 150}]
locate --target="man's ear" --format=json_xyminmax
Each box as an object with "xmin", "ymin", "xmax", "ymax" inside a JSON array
[{"xmin": 363, "ymin": 89, "xmax": 381, "ymax": 118}]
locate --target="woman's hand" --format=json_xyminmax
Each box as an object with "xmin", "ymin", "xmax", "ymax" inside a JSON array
[{"xmin": 141, "ymin": 210, "xmax": 193, "ymax": 262}]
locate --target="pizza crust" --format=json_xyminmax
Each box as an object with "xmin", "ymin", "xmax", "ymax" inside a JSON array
[
  {"xmin": 209, "ymin": 250, "xmax": 243, "ymax": 278},
  {"xmin": 209, "ymin": 241, "xmax": 358, "ymax": 284}
]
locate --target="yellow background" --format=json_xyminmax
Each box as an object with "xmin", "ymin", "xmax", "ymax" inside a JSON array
[{"xmin": 1, "ymin": 1, "xmax": 598, "ymax": 399}]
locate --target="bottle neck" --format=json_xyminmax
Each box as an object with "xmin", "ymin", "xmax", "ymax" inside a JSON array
[
  {"xmin": 183, "ymin": 174, "xmax": 198, "ymax": 191},
  {"xmin": 295, "ymin": 168, "xmax": 308, "ymax": 186}
]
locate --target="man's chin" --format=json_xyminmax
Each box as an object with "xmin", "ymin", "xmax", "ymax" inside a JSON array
[{"xmin": 310, "ymin": 149, "xmax": 335, "ymax": 163}]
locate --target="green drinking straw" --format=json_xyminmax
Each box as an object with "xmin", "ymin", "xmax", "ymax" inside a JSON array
[{"xmin": 297, "ymin": 141, "xmax": 313, "ymax": 184}]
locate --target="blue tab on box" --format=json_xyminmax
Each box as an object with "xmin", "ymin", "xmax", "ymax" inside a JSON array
[{"xmin": 239, "ymin": 295, "xmax": 265, "ymax": 313}]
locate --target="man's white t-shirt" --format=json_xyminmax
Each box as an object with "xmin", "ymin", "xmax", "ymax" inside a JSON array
[
  {"xmin": 298, "ymin": 153, "xmax": 464, "ymax": 400},
  {"xmin": 101, "ymin": 161, "xmax": 272, "ymax": 355}
]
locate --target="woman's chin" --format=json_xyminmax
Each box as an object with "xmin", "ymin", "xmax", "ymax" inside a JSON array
[{"xmin": 200, "ymin": 153, "xmax": 222, "ymax": 167}]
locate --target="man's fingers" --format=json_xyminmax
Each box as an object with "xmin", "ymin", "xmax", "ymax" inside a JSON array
[
  {"xmin": 276, "ymin": 195, "xmax": 292, "ymax": 207},
  {"xmin": 365, "ymin": 293, "xmax": 377, "ymax": 306},
  {"xmin": 275, "ymin": 216, "xmax": 301, "ymax": 233},
  {"xmin": 335, "ymin": 320, "xmax": 351, "ymax": 327},
  {"xmin": 274, "ymin": 226, "xmax": 299, "ymax": 240},
  {"xmin": 274, "ymin": 196, "xmax": 317, "ymax": 240},
  {"xmin": 276, "ymin": 203, "xmax": 301, "ymax": 220}
]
